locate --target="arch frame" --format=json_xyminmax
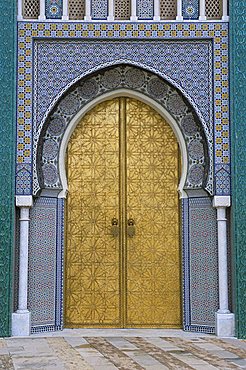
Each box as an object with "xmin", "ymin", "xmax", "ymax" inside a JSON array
[{"xmin": 34, "ymin": 65, "xmax": 213, "ymax": 197}]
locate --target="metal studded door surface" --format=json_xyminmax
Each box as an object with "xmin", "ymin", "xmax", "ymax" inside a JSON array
[{"xmin": 65, "ymin": 97, "xmax": 181, "ymax": 328}]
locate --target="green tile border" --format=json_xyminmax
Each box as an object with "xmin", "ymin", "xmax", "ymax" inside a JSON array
[
  {"xmin": 0, "ymin": 1, "xmax": 16, "ymax": 336},
  {"xmin": 230, "ymin": 0, "xmax": 246, "ymax": 339}
]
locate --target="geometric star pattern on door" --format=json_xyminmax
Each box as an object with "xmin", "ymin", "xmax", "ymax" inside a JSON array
[{"xmin": 65, "ymin": 97, "xmax": 181, "ymax": 327}]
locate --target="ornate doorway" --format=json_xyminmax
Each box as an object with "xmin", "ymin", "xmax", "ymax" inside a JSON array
[{"xmin": 65, "ymin": 97, "xmax": 181, "ymax": 328}]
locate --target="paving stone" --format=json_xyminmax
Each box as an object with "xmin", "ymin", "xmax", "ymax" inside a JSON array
[
  {"xmin": 78, "ymin": 352, "xmax": 116, "ymax": 368},
  {"xmin": 212, "ymin": 350, "xmax": 240, "ymax": 359},
  {"xmin": 11, "ymin": 355, "xmax": 64, "ymax": 370},
  {"xmin": 123, "ymin": 349, "xmax": 168, "ymax": 369},
  {"xmin": 65, "ymin": 337, "xmax": 88, "ymax": 347},
  {"xmin": 195, "ymin": 342, "xmax": 227, "ymax": 351},
  {"xmin": 171, "ymin": 352, "xmax": 219, "ymax": 369},
  {"xmin": 229, "ymin": 358, "xmax": 246, "ymax": 367},
  {"xmin": 6, "ymin": 347, "xmax": 24, "ymax": 355},
  {"xmin": 106, "ymin": 337, "xmax": 138, "ymax": 350},
  {"xmin": 146, "ymin": 337, "xmax": 185, "ymax": 351}
]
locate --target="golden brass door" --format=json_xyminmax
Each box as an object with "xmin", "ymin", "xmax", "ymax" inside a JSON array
[{"xmin": 65, "ymin": 97, "xmax": 181, "ymax": 328}]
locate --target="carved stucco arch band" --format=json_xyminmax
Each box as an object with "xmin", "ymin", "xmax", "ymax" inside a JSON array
[{"xmin": 37, "ymin": 65, "xmax": 213, "ymax": 198}]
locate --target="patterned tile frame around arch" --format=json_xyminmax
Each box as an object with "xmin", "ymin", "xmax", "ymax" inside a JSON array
[{"xmin": 16, "ymin": 21, "xmax": 230, "ymax": 197}]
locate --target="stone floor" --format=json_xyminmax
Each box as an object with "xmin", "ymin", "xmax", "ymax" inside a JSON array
[{"xmin": 1, "ymin": 329, "xmax": 246, "ymax": 369}]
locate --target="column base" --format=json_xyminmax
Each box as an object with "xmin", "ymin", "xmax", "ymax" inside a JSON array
[
  {"xmin": 38, "ymin": 15, "xmax": 46, "ymax": 21},
  {"xmin": 215, "ymin": 312, "xmax": 235, "ymax": 337},
  {"xmin": 12, "ymin": 311, "xmax": 31, "ymax": 336},
  {"xmin": 222, "ymin": 15, "xmax": 229, "ymax": 21}
]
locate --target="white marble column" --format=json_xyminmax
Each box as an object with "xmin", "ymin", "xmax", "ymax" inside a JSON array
[
  {"xmin": 12, "ymin": 196, "xmax": 33, "ymax": 337},
  {"xmin": 38, "ymin": 0, "xmax": 46, "ymax": 20},
  {"xmin": 107, "ymin": 0, "xmax": 114, "ymax": 21},
  {"xmin": 176, "ymin": 0, "xmax": 183, "ymax": 21},
  {"xmin": 130, "ymin": 0, "xmax": 138, "ymax": 21},
  {"xmin": 222, "ymin": 0, "xmax": 229, "ymax": 21},
  {"xmin": 62, "ymin": 0, "xmax": 69, "ymax": 20},
  {"xmin": 199, "ymin": 0, "xmax": 206, "ymax": 20},
  {"xmin": 18, "ymin": 0, "xmax": 23, "ymax": 20},
  {"xmin": 153, "ymin": 0, "xmax": 160, "ymax": 21},
  {"xmin": 213, "ymin": 196, "xmax": 235, "ymax": 337},
  {"xmin": 84, "ymin": 0, "xmax": 92, "ymax": 20}
]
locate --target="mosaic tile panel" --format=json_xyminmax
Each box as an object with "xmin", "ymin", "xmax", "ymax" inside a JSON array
[
  {"xmin": 29, "ymin": 197, "xmax": 62, "ymax": 330},
  {"xmin": 183, "ymin": 197, "xmax": 218, "ymax": 332},
  {"xmin": 16, "ymin": 164, "xmax": 32, "ymax": 195},
  {"xmin": 182, "ymin": 0, "xmax": 199, "ymax": 19},
  {"xmin": 16, "ymin": 22, "xmax": 230, "ymax": 197},
  {"xmin": 0, "ymin": 2, "xmax": 15, "ymax": 337},
  {"xmin": 206, "ymin": 0, "xmax": 222, "ymax": 19},
  {"xmin": 137, "ymin": 0, "xmax": 154, "ymax": 19},
  {"xmin": 33, "ymin": 39, "xmax": 212, "ymax": 133},
  {"xmin": 23, "ymin": 0, "xmax": 39, "ymax": 19},
  {"xmin": 91, "ymin": 0, "xmax": 108, "ymax": 19},
  {"xmin": 215, "ymin": 163, "xmax": 231, "ymax": 195},
  {"xmin": 230, "ymin": 0, "xmax": 246, "ymax": 339},
  {"xmin": 160, "ymin": 0, "xmax": 176, "ymax": 19},
  {"xmin": 68, "ymin": 0, "xmax": 85, "ymax": 20},
  {"xmin": 114, "ymin": 0, "xmax": 130, "ymax": 19},
  {"xmin": 46, "ymin": 0, "xmax": 62, "ymax": 19}
]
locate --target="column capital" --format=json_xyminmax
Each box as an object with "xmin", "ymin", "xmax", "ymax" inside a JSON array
[
  {"xmin": 16, "ymin": 195, "xmax": 33, "ymax": 208},
  {"xmin": 213, "ymin": 195, "xmax": 231, "ymax": 208}
]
